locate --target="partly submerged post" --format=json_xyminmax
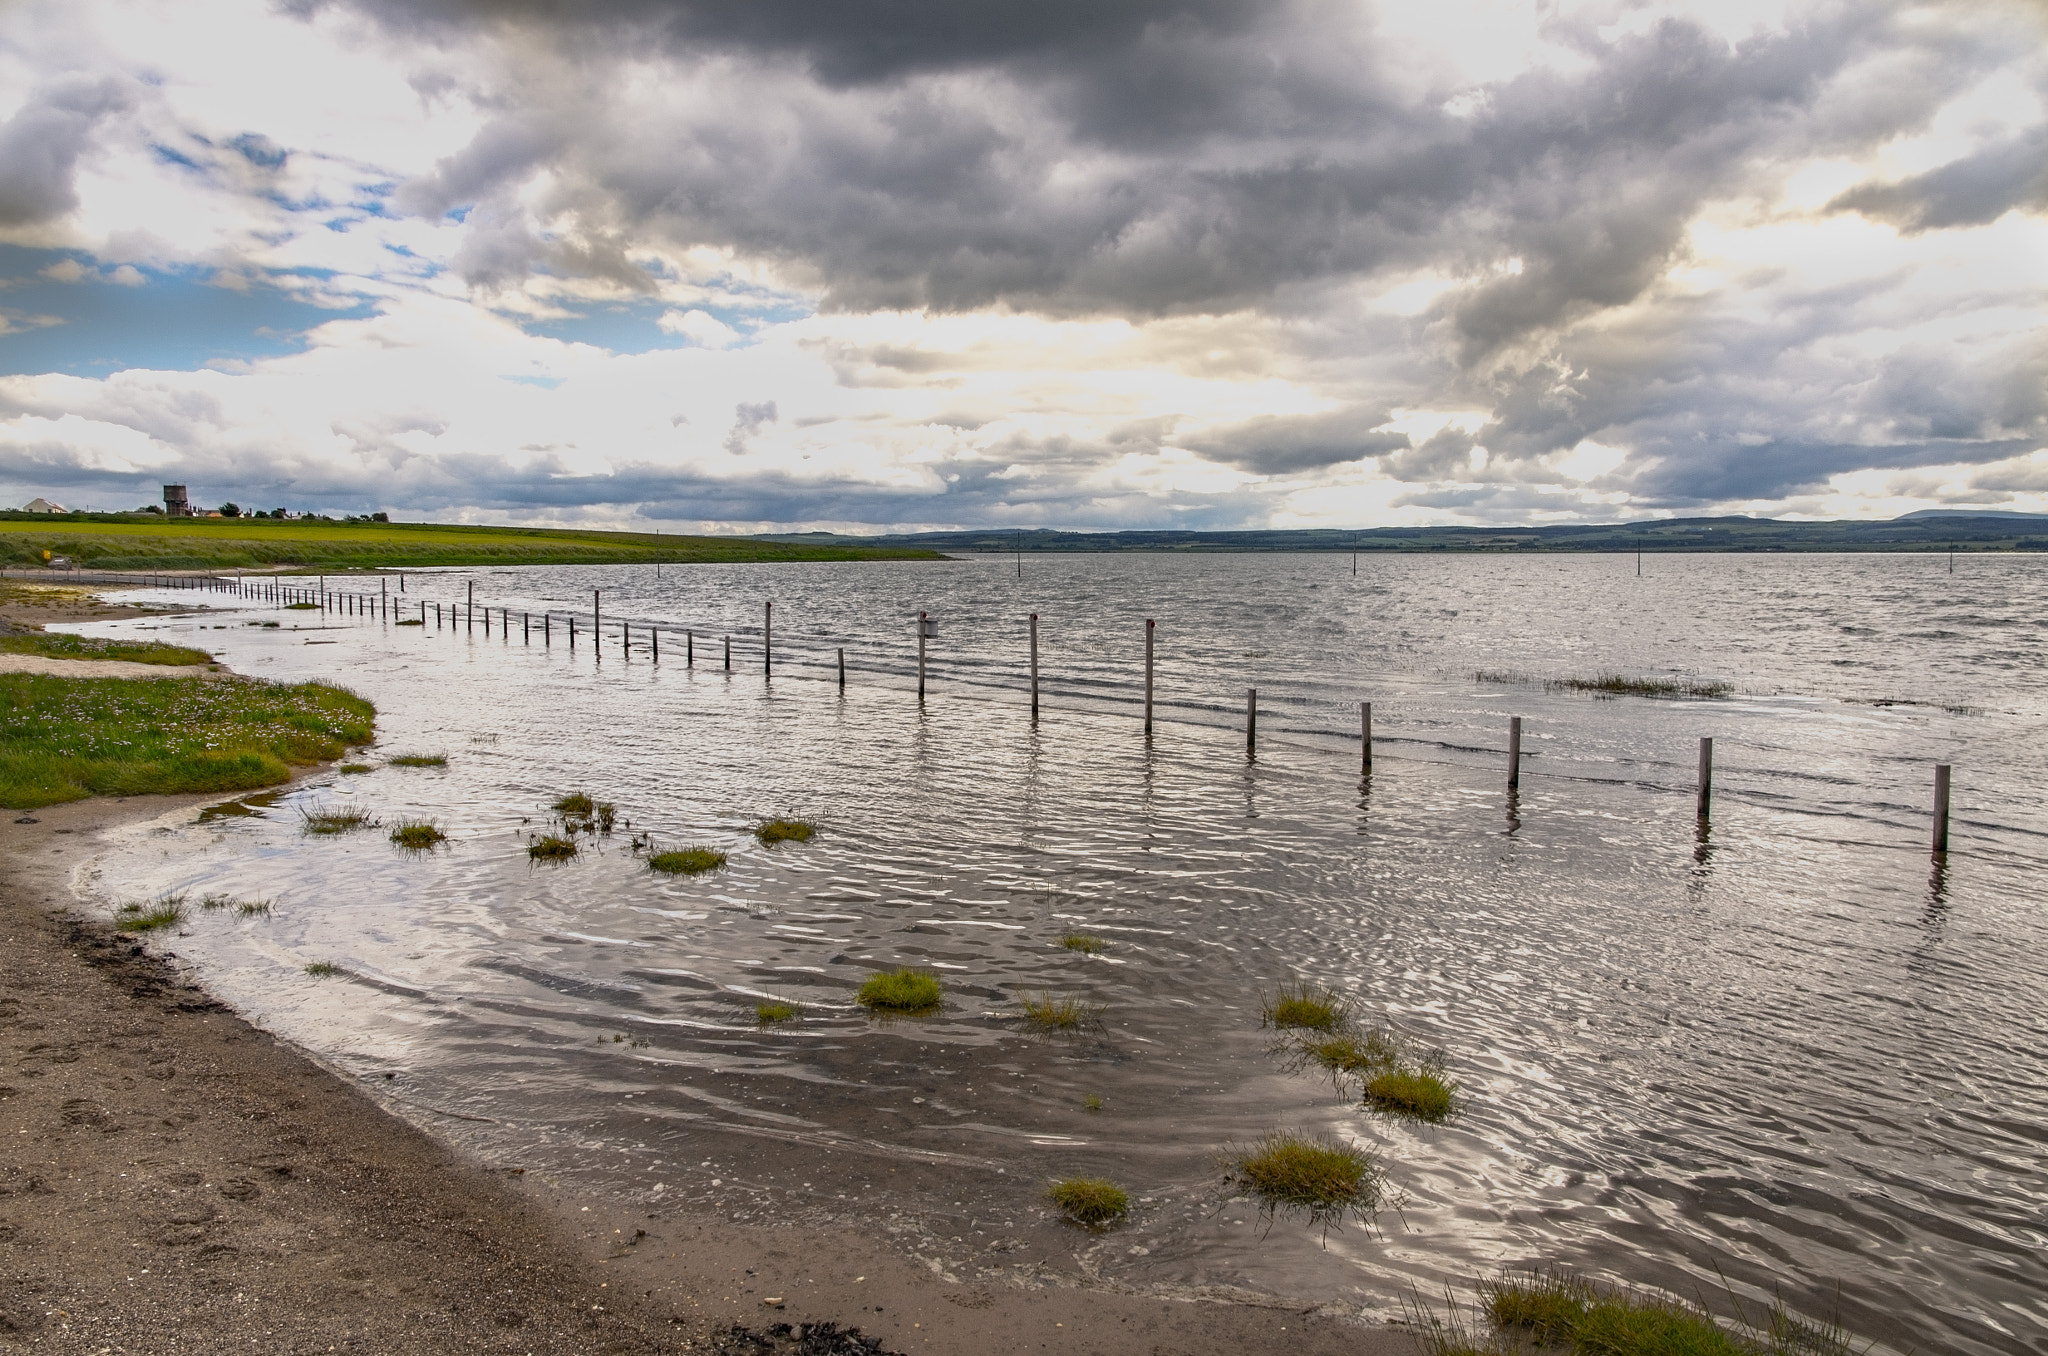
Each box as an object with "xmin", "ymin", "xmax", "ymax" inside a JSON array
[
  {"xmin": 724, "ymin": 635, "xmax": 731, "ymax": 671},
  {"xmin": 1933, "ymin": 763, "xmax": 1952, "ymax": 854},
  {"xmin": 544, "ymin": 613, "xmax": 550, "ymax": 646},
  {"xmin": 523, "ymin": 612, "xmax": 529, "ymax": 643},
  {"xmin": 764, "ymin": 600, "xmax": 773, "ymax": 678},
  {"xmin": 1361, "ymin": 701, "xmax": 1372, "ymax": 774},
  {"xmin": 686, "ymin": 629, "xmax": 693, "ymax": 667},
  {"xmin": 569, "ymin": 617, "xmax": 576, "ymax": 651},
  {"xmin": 1696, "ymin": 737, "xmax": 1714, "ymax": 818},
  {"xmin": 1246, "ymin": 687, "xmax": 1257, "ymax": 756},
  {"xmin": 467, "ymin": 579, "xmax": 474, "ymax": 631},
  {"xmin": 1029, "ymin": 613, "xmax": 1039, "ymax": 719},
  {"xmin": 1508, "ymin": 716, "xmax": 1522, "ymax": 789},
  {"xmin": 837, "ymin": 646, "xmax": 845, "ymax": 691},
  {"xmin": 593, "ymin": 590, "xmax": 600, "ymax": 650},
  {"xmin": 917, "ymin": 611, "xmax": 928, "ymax": 700},
  {"xmin": 1143, "ymin": 619, "xmax": 1154, "ymax": 735},
  {"xmin": 651, "ymin": 627, "xmax": 658, "ymax": 663}
]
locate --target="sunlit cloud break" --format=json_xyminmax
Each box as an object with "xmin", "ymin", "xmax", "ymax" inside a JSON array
[{"xmin": 0, "ymin": 0, "xmax": 2043, "ymax": 531}]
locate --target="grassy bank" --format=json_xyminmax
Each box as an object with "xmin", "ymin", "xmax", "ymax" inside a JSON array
[
  {"xmin": 0, "ymin": 632, "xmax": 213, "ymax": 666},
  {"xmin": 0, "ymin": 514, "xmax": 941, "ymax": 571},
  {"xmin": 0, "ymin": 672, "xmax": 375, "ymax": 808}
]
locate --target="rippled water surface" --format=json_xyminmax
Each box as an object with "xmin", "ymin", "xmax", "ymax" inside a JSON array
[{"xmin": 76, "ymin": 553, "xmax": 2048, "ymax": 1354}]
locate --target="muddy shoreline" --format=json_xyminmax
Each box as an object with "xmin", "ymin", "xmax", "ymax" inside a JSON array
[{"xmin": 5, "ymin": 791, "xmax": 1418, "ymax": 1355}]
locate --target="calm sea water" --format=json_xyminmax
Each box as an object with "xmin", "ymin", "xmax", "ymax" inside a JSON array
[{"xmin": 75, "ymin": 553, "xmax": 2048, "ymax": 1354}]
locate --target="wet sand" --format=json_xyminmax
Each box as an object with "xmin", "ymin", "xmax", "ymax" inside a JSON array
[{"xmin": 3, "ymin": 795, "xmax": 1421, "ymax": 1355}]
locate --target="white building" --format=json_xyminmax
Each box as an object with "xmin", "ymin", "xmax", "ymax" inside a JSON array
[{"xmin": 20, "ymin": 498, "xmax": 66, "ymax": 513}]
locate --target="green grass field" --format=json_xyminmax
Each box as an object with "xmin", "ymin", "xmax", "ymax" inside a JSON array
[
  {"xmin": 0, "ymin": 513, "xmax": 942, "ymax": 571},
  {"xmin": 0, "ymin": 672, "xmax": 375, "ymax": 808}
]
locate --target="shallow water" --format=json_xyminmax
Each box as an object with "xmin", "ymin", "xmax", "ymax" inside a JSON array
[{"xmin": 76, "ymin": 553, "xmax": 2048, "ymax": 1354}]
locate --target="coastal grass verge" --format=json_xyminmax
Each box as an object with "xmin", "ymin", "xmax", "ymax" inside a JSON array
[
  {"xmin": 1045, "ymin": 1177, "xmax": 1129, "ymax": 1228},
  {"xmin": 114, "ymin": 895, "xmax": 187, "ymax": 932},
  {"xmin": 0, "ymin": 632, "xmax": 212, "ymax": 666},
  {"xmin": 1404, "ymin": 1270, "xmax": 1865, "ymax": 1356},
  {"xmin": 388, "ymin": 753, "xmax": 446, "ymax": 767},
  {"xmin": 1018, "ymin": 991, "xmax": 1106, "ymax": 1036},
  {"xmin": 528, "ymin": 834, "xmax": 578, "ymax": 861},
  {"xmin": 754, "ymin": 817, "xmax": 815, "ymax": 845},
  {"xmin": 1261, "ymin": 983, "xmax": 1349, "ymax": 1033},
  {"xmin": 1058, "ymin": 932, "xmax": 1108, "ymax": 954},
  {"xmin": 1226, "ymin": 1130, "xmax": 1386, "ymax": 1237},
  {"xmin": 855, "ymin": 968, "xmax": 942, "ymax": 1014},
  {"xmin": 0, "ymin": 671, "xmax": 375, "ymax": 809},
  {"xmin": 389, "ymin": 819, "xmax": 447, "ymax": 850},
  {"xmin": 649, "ymin": 847, "xmax": 726, "ymax": 875}
]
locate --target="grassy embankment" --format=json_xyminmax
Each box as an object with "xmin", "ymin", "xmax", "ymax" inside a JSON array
[
  {"xmin": 0, "ymin": 514, "xmax": 942, "ymax": 571},
  {"xmin": 0, "ymin": 632, "xmax": 213, "ymax": 666},
  {"xmin": 0, "ymin": 670, "xmax": 375, "ymax": 808}
]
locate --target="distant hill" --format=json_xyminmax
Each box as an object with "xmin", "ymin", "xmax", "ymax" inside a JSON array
[{"xmin": 755, "ymin": 514, "xmax": 2048, "ymax": 554}]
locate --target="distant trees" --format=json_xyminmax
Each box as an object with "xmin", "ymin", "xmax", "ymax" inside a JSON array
[{"xmin": 219, "ymin": 502, "xmax": 241, "ymax": 517}]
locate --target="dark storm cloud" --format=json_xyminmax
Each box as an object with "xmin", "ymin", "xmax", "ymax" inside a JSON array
[
  {"xmin": 0, "ymin": 76, "xmax": 128, "ymax": 227},
  {"xmin": 1179, "ymin": 409, "xmax": 1409, "ymax": 474},
  {"xmin": 1829, "ymin": 125, "xmax": 2048, "ymax": 231}
]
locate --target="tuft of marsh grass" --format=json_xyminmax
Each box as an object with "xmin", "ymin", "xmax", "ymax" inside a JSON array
[
  {"xmin": 755, "ymin": 1001, "xmax": 801, "ymax": 1025},
  {"xmin": 649, "ymin": 847, "xmax": 725, "ymax": 875},
  {"xmin": 0, "ymin": 672, "xmax": 375, "ymax": 810},
  {"xmin": 552, "ymin": 792, "xmax": 617, "ymax": 834},
  {"xmin": 1364, "ymin": 1067, "xmax": 1457, "ymax": 1122},
  {"xmin": 387, "ymin": 753, "xmax": 446, "ymax": 768},
  {"xmin": 1283, "ymin": 1020, "xmax": 1461, "ymax": 1124},
  {"xmin": 1058, "ymin": 932, "xmax": 1107, "ymax": 954},
  {"xmin": 1226, "ymin": 1130, "xmax": 1385, "ymax": 1236},
  {"xmin": 389, "ymin": 819, "xmax": 447, "ymax": 850},
  {"xmin": 300, "ymin": 803, "xmax": 375, "ymax": 835},
  {"xmin": 553, "ymin": 792, "xmax": 594, "ymax": 816},
  {"xmin": 1482, "ymin": 1270, "xmax": 1595, "ymax": 1348},
  {"xmin": 115, "ymin": 895, "xmax": 187, "ymax": 932},
  {"xmin": 338, "ymin": 763, "xmax": 372, "ymax": 775},
  {"xmin": 198, "ymin": 892, "xmax": 271, "ymax": 915},
  {"xmin": 754, "ymin": 817, "xmax": 815, "ymax": 845},
  {"xmin": 855, "ymin": 968, "xmax": 942, "ymax": 1013},
  {"xmin": 284, "ymin": 602, "xmax": 320, "ymax": 610},
  {"xmin": 528, "ymin": 834, "xmax": 578, "ymax": 861},
  {"xmin": 236, "ymin": 898, "xmax": 273, "ymax": 916},
  {"xmin": 394, "ymin": 618, "xmax": 425, "ymax": 626},
  {"xmin": 1261, "ymin": 982, "xmax": 1348, "ymax": 1033},
  {"xmin": 1083, "ymin": 1094, "xmax": 1104, "ymax": 1112},
  {"xmin": 303, "ymin": 961, "xmax": 344, "ymax": 977},
  {"xmin": 1552, "ymin": 672, "xmax": 1732, "ymax": 700},
  {"xmin": 1018, "ymin": 990, "xmax": 1106, "ymax": 1036},
  {"xmin": 1045, "ymin": 1177, "xmax": 1129, "ymax": 1228}
]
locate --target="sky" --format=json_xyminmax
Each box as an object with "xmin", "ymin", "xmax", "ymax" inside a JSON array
[{"xmin": 0, "ymin": 0, "xmax": 2043, "ymax": 533}]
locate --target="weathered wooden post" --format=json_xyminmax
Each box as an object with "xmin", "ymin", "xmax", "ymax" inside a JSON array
[
  {"xmin": 1029, "ymin": 613, "xmax": 1039, "ymax": 719},
  {"xmin": 1143, "ymin": 619, "xmax": 1154, "ymax": 735},
  {"xmin": 569, "ymin": 617, "xmax": 576, "ymax": 651},
  {"xmin": 917, "ymin": 611, "xmax": 928, "ymax": 699},
  {"xmin": 764, "ymin": 601, "xmax": 773, "ymax": 678},
  {"xmin": 1696, "ymin": 737, "xmax": 1714, "ymax": 818},
  {"xmin": 651, "ymin": 628, "xmax": 659, "ymax": 662},
  {"xmin": 1508, "ymin": 716, "xmax": 1523, "ymax": 789},
  {"xmin": 483, "ymin": 603, "xmax": 490, "ymax": 637},
  {"xmin": 467, "ymin": 579, "xmax": 474, "ymax": 631},
  {"xmin": 1246, "ymin": 687, "xmax": 1257, "ymax": 756},
  {"xmin": 724, "ymin": 636, "xmax": 731, "ymax": 671},
  {"xmin": 593, "ymin": 590, "xmax": 600, "ymax": 649},
  {"xmin": 523, "ymin": 612, "xmax": 530, "ymax": 643},
  {"xmin": 544, "ymin": 613, "xmax": 550, "ymax": 646},
  {"xmin": 1932, "ymin": 764, "xmax": 1951, "ymax": 854},
  {"xmin": 1361, "ymin": 701, "xmax": 1372, "ymax": 774},
  {"xmin": 837, "ymin": 647, "xmax": 845, "ymax": 691},
  {"xmin": 686, "ymin": 629, "xmax": 693, "ymax": 666}
]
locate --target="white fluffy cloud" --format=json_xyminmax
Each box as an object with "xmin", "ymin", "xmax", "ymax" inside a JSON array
[{"xmin": 0, "ymin": 0, "xmax": 2043, "ymax": 529}]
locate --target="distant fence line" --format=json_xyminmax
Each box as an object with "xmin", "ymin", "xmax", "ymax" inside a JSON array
[{"xmin": 5, "ymin": 566, "xmax": 1962, "ymax": 858}]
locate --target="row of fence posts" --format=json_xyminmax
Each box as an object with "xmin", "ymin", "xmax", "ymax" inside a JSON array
[{"xmin": 110, "ymin": 570, "xmax": 1962, "ymax": 861}]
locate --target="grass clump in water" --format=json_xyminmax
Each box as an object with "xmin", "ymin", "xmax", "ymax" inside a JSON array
[
  {"xmin": 1226, "ymin": 1130, "xmax": 1385, "ymax": 1236},
  {"xmin": 338, "ymin": 763, "xmax": 372, "ymax": 775},
  {"xmin": 115, "ymin": 895, "xmax": 187, "ymax": 932},
  {"xmin": 284, "ymin": 601, "xmax": 320, "ymax": 610},
  {"xmin": 649, "ymin": 847, "xmax": 725, "ymax": 875},
  {"xmin": 388, "ymin": 753, "xmax": 446, "ymax": 768},
  {"xmin": 1045, "ymin": 1177, "xmax": 1129, "ymax": 1228},
  {"xmin": 754, "ymin": 817, "xmax": 815, "ymax": 845},
  {"xmin": 1261, "ymin": 983, "xmax": 1348, "ymax": 1033},
  {"xmin": 236, "ymin": 898, "xmax": 273, "ymax": 916},
  {"xmin": 755, "ymin": 1001, "xmax": 801, "ymax": 1025},
  {"xmin": 198, "ymin": 893, "xmax": 271, "ymax": 915},
  {"xmin": 304, "ymin": 961, "xmax": 344, "ymax": 977},
  {"xmin": 389, "ymin": 819, "xmax": 447, "ymax": 850},
  {"xmin": 1018, "ymin": 991, "xmax": 1106, "ymax": 1036},
  {"xmin": 855, "ymin": 969, "xmax": 942, "ymax": 1014},
  {"xmin": 1284, "ymin": 1020, "xmax": 1460, "ymax": 1124},
  {"xmin": 1058, "ymin": 932, "xmax": 1107, "ymax": 954},
  {"xmin": 528, "ymin": 834, "xmax": 578, "ymax": 861},
  {"xmin": 394, "ymin": 618, "xmax": 424, "ymax": 626},
  {"xmin": 1083, "ymin": 1094, "xmax": 1104, "ymax": 1112},
  {"xmin": 1550, "ymin": 672, "xmax": 1732, "ymax": 700},
  {"xmin": 1365, "ymin": 1067, "xmax": 1457, "ymax": 1122},
  {"xmin": 300, "ymin": 803, "xmax": 375, "ymax": 835},
  {"xmin": 0, "ymin": 672, "xmax": 374, "ymax": 809},
  {"xmin": 552, "ymin": 792, "xmax": 617, "ymax": 834},
  {"xmin": 553, "ymin": 792, "xmax": 594, "ymax": 816}
]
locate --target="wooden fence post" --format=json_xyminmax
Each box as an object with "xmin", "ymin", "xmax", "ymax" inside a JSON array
[{"xmin": 1508, "ymin": 716, "xmax": 1522, "ymax": 789}]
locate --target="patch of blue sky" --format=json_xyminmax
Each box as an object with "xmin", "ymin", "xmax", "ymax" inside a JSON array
[
  {"xmin": 0, "ymin": 246, "xmax": 375, "ymax": 377},
  {"xmin": 503, "ymin": 375, "xmax": 563, "ymax": 389},
  {"xmin": 519, "ymin": 293, "xmax": 809, "ymax": 355}
]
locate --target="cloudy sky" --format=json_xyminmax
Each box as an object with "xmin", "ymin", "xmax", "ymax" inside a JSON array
[{"xmin": 0, "ymin": 0, "xmax": 2043, "ymax": 532}]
